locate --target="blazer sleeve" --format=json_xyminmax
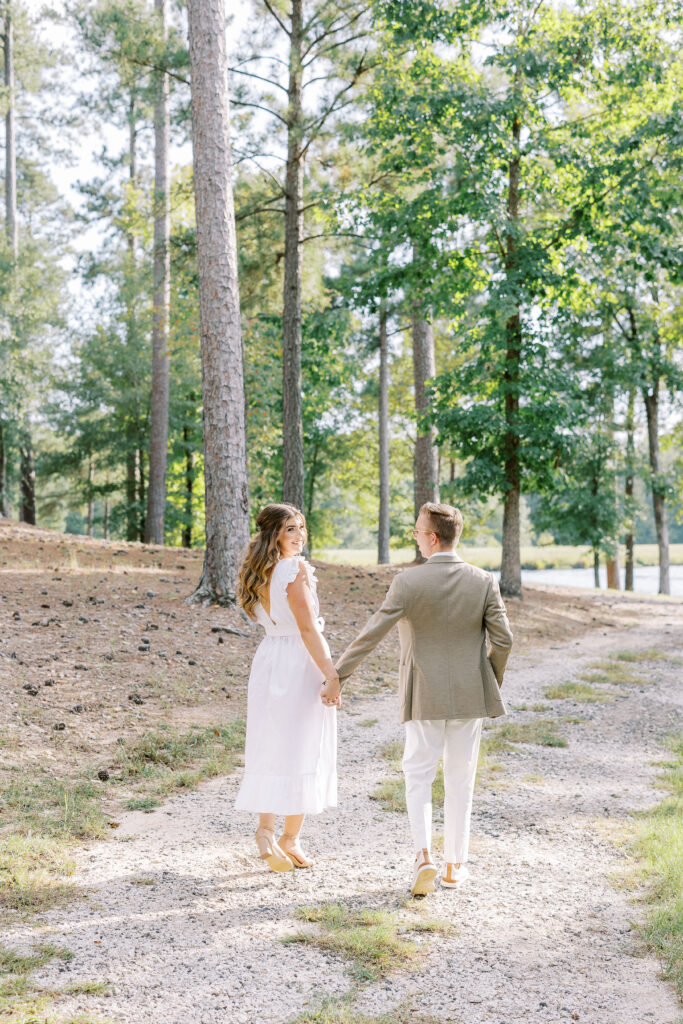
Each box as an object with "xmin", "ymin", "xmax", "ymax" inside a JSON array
[
  {"xmin": 484, "ymin": 573, "xmax": 513, "ymax": 684},
  {"xmin": 335, "ymin": 573, "xmax": 406, "ymax": 682}
]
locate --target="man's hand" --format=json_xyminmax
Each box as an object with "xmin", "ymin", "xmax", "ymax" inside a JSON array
[{"xmin": 320, "ymin": 675, "xmax": 341, "ymax": 708}]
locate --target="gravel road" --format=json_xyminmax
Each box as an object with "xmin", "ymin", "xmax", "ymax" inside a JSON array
[{"xmin": 7, "ymin": 616, "xmax": 682, "ymax": 1024}]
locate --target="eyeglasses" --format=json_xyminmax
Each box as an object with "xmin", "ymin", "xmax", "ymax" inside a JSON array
[{"xmin": 412, "ymin": 529, "xmax": 435, "ymax": 539}]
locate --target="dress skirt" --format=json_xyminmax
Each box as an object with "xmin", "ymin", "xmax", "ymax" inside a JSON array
[{"xmin": 234, "ymin": 633, "xmax": 337, "ymax": 815}]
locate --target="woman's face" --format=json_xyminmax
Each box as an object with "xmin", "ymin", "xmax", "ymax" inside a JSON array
[{"xmin": 277, "ymin": 515, "xmax": 306, "ymax": 558}]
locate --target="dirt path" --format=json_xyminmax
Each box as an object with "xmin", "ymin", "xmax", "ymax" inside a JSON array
[{"xmin": 5, "ymin": 614, "xmax": 681, "ymax": 1024}]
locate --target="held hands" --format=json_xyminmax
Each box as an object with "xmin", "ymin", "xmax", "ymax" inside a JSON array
[{"xmin": 320, "ymin": 674, "xmax": 341, "ymax": 708}]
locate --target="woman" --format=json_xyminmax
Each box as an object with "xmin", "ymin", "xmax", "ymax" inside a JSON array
[{"xmin": 235, "ymin": 503, "xmax": 340, "ymax": 872}]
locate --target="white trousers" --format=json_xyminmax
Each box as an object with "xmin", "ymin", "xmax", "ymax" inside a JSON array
[{"xmin": 402, "ymin": 717, "xmax": 483, "ymax": 864}]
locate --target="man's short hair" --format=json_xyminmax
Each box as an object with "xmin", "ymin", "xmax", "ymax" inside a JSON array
[{"xmin": 420, "ymin": 502, "xmax": 463, "ymax": 546}]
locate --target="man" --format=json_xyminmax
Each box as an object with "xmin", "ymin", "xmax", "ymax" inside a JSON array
[{"xmin": 321, "ymin": 502, "xmax": 513, "ymax": 896}]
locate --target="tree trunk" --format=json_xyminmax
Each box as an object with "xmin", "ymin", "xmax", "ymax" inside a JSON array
[
  {"xmin": 86, "ymin": 456, "xmax": 94, "ymax": 537},
  {"xmin": 3, "ymin": 13, "xmax": 16, "ymax": 524},
  {"xmin": 411, "ymin": 312, "xmax": 439, "ymax": 511},
  {"xmin": 137, "ymin": 447, "xmax": 146, "ymax": 541},
  {"xmin": 643, "ymin": 382, "xmax": 670, "ymax": 595},
  {"xmin": 125, "ymin": 446, "xmax": 137, "ymax": 540},
  {"xmin": 304, "ymin": 440, "xmax": 319, "ymax": 552},
  {"xmin": 103, "ymin": 497, "xmax": 109, "ymax": 540},
  {"xmin": 145, "ymin": 0, "xmax": 171, "ymax": 545},
  {"xmin": 281, "ymin": 0, "xmax": 305, "ymax": 511},
  {"xmin": 593, "ymin": 550, "xmax": 600, "ymax": 588},
  {"xmin": 500, "ymin": 109, "xmax": 522, "ymax": 598},
  {"xmin": 187, "ymin": 0, "xmax": 250, "ymax": 604},
  {"xmin": 606, "ymin": 556, "xmax": 619, "ymax": 589},
  {"xmin": 624, "ymin": 386, "xmax": 635, "ymax": 591},
  {"xmin": 19, "ymin": 440, "xmax": 35, "ymax": 525},
  {"xmin": 4, "ymin": 10, "xmax": 17, "ymax": 259},
  {"xmin": 377, "ymin": 304, "xmax": 390, "ymax": 564},
  {"xmin": 0, "ymin": 422, "xmax": 8, "ymax": 517},
  {"xmin": 182, "ymin": 422, "xmax": 194, "ymax": 549},
  {"xmin": 125, "ymin": 98, "xmax": 139, "ymax": 543}
]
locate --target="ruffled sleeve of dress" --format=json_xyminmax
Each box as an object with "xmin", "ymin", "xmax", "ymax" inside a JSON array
[
  {"xmin": 274, "ymin": 556, "xmax": 302, "ymax": 591},
  {"xmin": 301, "ymin": 558, "xmax": 318, "ymax": 595}
]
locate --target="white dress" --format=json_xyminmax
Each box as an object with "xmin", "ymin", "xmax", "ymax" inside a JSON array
[{"xmin": 234, "ymin": 557, "xmax": 337, "ymax": 815}]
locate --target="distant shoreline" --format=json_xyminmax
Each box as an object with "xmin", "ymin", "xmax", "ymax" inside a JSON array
[{"xmin": 316, "ymin": 543, "xmax": 683, "ymax": 571}]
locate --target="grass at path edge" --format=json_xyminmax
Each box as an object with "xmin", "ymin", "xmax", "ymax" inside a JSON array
[
  {"xmin": 634, "ymin": 732, "xmax": 683, "ymax": 1000},
  {"xmin": 0, "ymin": 721, "xmax": 245, "ymax": 920}
]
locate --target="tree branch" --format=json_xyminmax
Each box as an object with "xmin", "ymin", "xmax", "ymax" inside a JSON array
[
  {"xmin": 300, "ymin": 53, "xmax": 371, "ymax": 145},
  {"xmin": 261, "ymin": 0, "xmax": 291, "ymax": 37},
  {"xmin": 229, "ymin": 67, "xmax": 288, "ymax": 94},
  {"xmin": 230, "ymin": 99, "xmax": 288, "ymax": 126}
]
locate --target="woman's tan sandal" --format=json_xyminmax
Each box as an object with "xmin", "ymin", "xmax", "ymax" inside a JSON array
[
  {"xmin": 255, "ymin": 828, "xmax": 294, "ymax": 872},
  {"xmin": 278, "ymin": 832, "xmax": 314, "ymax": 868}
]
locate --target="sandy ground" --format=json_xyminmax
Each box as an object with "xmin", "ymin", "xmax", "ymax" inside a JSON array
[{"xmin": 1, "ymin": 521, "xmax": 682, "ymax": 1023}]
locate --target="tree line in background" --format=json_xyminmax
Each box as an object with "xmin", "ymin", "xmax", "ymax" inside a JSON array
[{"xmin": 0, "ymin": 0, "xmax": 682, "ymax": 600}]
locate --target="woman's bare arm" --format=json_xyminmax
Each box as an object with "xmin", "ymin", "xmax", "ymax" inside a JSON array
[{"xmin": 286, "ymin": 564, "xmax": 338, "ymax": 685}]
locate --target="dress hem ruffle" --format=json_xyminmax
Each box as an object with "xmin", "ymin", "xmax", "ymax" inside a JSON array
[{"xmin": 234, "ymin": 770, "xmax": 337, "ymax": 815}]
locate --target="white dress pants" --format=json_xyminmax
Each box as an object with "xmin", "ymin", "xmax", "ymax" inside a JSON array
[{"xmin": 402, "ymin": 717, "xmax": 483, "ymax": 864}]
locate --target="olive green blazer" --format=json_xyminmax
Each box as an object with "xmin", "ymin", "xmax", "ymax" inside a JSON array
[{"xmin": 336, "ymin": 553, "xmax": 513, "ymax": 723}]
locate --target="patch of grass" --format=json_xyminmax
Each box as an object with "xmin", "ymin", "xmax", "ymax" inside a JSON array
[
  {"xmin": 1, "ymin": 772, "xmax": 109, "ymax": 841},
  {"xmin": 544, "ymin": 681, "xmax": 613, "ymax": 703},
  {"xmin": 125, "ymin": 797, "xmax": 161, "ymax": 811},
  {"xmin": 284, "ymin": 904, "xmax": 423, "ymax": 981},
  {"xmin": 358, "ymin": 719, "xmax": 378, "ymax": 728},
  {"xmin": 613, "ymin": 648, "xmax": 666, "ymax": 663},
  {"xmin": 0, "ymin": 943, "xmax": 83, "ymax": 1020},
  {"xmin": 494, "ymin": 720, "xmax": 568, "ymax": 748},
  {"xmin": 291, "ymin": 993, "xmax": 444, "ymax": 1024},
  {"xmin": 0, "ymin": 833, "xmax": 77, "ymax": 918},
  {"xmin": 370, "ymin": 775, "xmax": 407, "ymax": 813},
  {"xmin": 581, "ymin": 663, "xmax": 645, "ymax": 685},
  {"xmin": 562, "ymin": 715, "xmax": 589, "ymax": 725},
  {"xmin": 379, "ymin": 740, "xmax": 403, "ymax": 762},
  {"xmin": 0, "ymin": 766, "xmax": 109, "ymax": 919},
  {"xmin": 60, "ymin": 980, "xmax": 112, "ymax": 996},
  {"xmin": 113, "ymin": 720, "xmax": 246, "ymax": 806},
  {"xmin": 633, "ymin": 732, "xmax": 683, "ymax": 999},
  {"xmin": 0, "ymin": 944, "xmax": 73, "ymax": 975},
  {"xmin": 116, "ymin": 720, "xmax": 245, "ymax": 787},
  {"xmin": 531, "ymin": 702, "xmax": 550, "ymax": 712}
]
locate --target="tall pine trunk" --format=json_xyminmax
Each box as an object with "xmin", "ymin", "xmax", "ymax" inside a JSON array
[
  {"xmin": 19, "ymin": 441, "xmax": 35, "ymax": 525},
  {"xmin": 137, "ymin": 446, "xmax": 145, "ymax": 540},
  {"xmin": 187, "ymin": 0, "xmax": 250, "ymax": 604},
  {"xmin": 500, "ymin": 108, "xmax": 522, "ymax": 598},
  {"xmin": 145, "ymin": 0, "xmax": 171, "ymax": 545},
  {"xmin": 125, "ymin": 447, "xmax": 137, "ymax": 540},
  {"xmin": 643, "ymin": 380, "xmax": 670, "ymax": 595},
  {"xmin": 624, "ymin": 386, "xmax": 635, "ymax": 591},
  {"xmin": 125, "ymin": 96, "xmax": 139, "ymax": 542},
  {"xmin": 86, "ymin": 456, "xmax": 94, "ymax": 537},
  {"xmin": 3, "ymin": 11, "xmax": 17, "ymax": 522},
  {"xmin": 182, "ymin": 421, "xmax": 194, "ymax": 549},
  {"xmin": 281, "ymin": 0, "xmax": 305, "ymax": 511},
  {"xmin": 4, "ymin": 9, "xmax": 16, "ymax": 259},
  {"xmin": 377, "ymin": 304, "xmax": 390, "ymax": 564},
  {"xmin": 0, "ymin": 423, "xmax": 8, "ymax": 517}
]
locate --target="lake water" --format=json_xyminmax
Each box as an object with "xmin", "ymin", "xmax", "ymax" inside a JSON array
[{"xmin": 519, "ymin": 564, "xmax": 683, "ymax": 598}]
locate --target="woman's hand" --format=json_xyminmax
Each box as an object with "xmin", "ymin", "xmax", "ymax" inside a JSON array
[{"xmin": 320, "ymin": 675, "xmax": 341, "ymax": 708}]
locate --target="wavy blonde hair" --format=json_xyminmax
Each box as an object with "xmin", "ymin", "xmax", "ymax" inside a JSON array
[{"xmin": 237, "ymin": 503, "xmax": 307, "ymax": 619}]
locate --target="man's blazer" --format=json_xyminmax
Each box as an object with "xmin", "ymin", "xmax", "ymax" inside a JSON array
[{"xmin": 335, "ymin": 552, "xmax": 513, "ymax": 723}]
